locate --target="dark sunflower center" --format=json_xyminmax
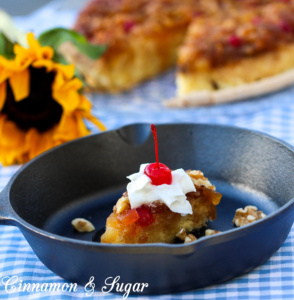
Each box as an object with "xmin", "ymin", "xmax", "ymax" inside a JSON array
[{"xmin": 2, "ymin": 67, "xmax": 63, "ymax": 133}]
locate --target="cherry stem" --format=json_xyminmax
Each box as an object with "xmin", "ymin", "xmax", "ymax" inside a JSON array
[{"xmin": 151, "ymin": 124, "xmax": 160, "ymax": 169}]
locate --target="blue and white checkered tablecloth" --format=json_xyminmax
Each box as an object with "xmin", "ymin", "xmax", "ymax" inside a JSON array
[{"xmin": 0, "ymin": 1, "xmax": 294, "ymax": 299}]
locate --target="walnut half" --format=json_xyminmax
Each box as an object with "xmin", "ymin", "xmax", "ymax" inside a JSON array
[
  {"xmin": 205, "ymin": 229, "xmax": 221, "ymax": 236},
  {"xmin": 115, "ymin": 195, "xmax": 130, "ymax": 214},
  {"xmin": 72, "ymin": 218, "xmax": 95, "ymax": 232},
  {"xmin": 233, "ymin": 205, "xmax": 266, "ymax": 227},
  {"xmin": 187, "ymin": 170, "xmax": 216, "ymax": 190},
  {"xmin": 176, "ymin": 228, "xmax": 197, "ymax": 243}
]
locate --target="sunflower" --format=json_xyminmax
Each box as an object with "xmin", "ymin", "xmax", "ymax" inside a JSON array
[{"xmin": 0, "ymin": 32, "xmax": 106, "ymax": 166}]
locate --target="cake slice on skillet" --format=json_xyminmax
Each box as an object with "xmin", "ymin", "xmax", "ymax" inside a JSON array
[
  {"xmin": 101, "ymin": 125, "xmax": 222, "ymax": 244},
  {"xmin": 101, "ymin": 167, "xmax": 222, "ymax": 244}
]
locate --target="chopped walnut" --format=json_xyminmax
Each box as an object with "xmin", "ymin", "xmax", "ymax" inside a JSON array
[
  {"xmin": 233, "ymin": 205, "xmax": 266, "ymax": 227},
  {"xmin": 115, "ymin": 196, "xmax": 130, "ymax": 214},
  {"xmin": 187, "ymin": 170, "xmax": 215, "ymax": 190},
  {"xmin": 71, "ymin": 218, "xmax": 95, "ymax": 232},
  {"xmin": 184, "ymin": 234, "xmax": 197, "ymax": 243},
  {"xmin": 176, "ymin": 228, "xmax": 188, "ymax": 240},
  {"xmin": 205, "ymin": 229, "xmax": 221, "ymax": 236},
  {"xmin": 176, "ymin": 228, "xmax": 197, "ymax": 243}
]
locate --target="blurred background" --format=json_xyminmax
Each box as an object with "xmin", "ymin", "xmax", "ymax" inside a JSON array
[{"xmin": 1, "ymin": 0, "xmax": 52, "ymax": 15}]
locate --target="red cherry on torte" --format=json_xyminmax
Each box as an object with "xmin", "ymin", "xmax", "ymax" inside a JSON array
[
  {"xmin": 144, "ymin": 162, "xmax": 172, "ymax": 185},
  {"xmin": 144, "ymin": 124, "xmax": 172, "ymax": 186}
]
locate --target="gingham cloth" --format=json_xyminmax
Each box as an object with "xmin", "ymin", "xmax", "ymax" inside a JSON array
[{"xmin": 0, "ymin": 1, "xmax": 294, "ymax": 299}]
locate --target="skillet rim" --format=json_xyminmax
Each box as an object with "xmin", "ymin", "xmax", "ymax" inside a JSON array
[{"xmin": 3, "ymin": 122, "xmax": 294, "ymax": 251}]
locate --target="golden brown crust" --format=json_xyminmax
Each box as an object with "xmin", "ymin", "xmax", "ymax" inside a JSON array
[
  {"xmin": 167, "ymin": 46, "xmax": 294, "ymax": 107},
  {"xmin": 68, "ymin": 0, "xmax": 196, "ymax": 92},
  {"xmin": 100, "ymin": 170, "xmax": 222, "ymax": 244},
  {"xmin": 69, "ymin": 0, "xmax": 294, "ymax": 94},
  {"xmin": 178, "ymin": 1, "xmax": 294, "ymax": 72},
  {"xmin": 74, "ymin": 0, "xmax": 194, "ymax": 45},
  {"xmin": 59, "ymin": 25, "xmax": 187, "ymax": 92},
  {"xmin": 101, "ymin": 186, "xmax": 221, "ymax": 244}
]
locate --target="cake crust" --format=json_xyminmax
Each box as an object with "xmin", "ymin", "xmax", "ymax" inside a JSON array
[
  {"xmin": 60, "ymin": 0, "xmax": 195, "ymax": 92},
  {"xmin": 178, "ymin": 1, "xmax": 294, "ymax": 73},
  {"xmin": 62, "ymin": 0, "xmax": 294, "ymax": 102},
  {"xmin": 173, "ymin": 0, "xmax": 294, "ymax": 104},
  {"xmin": 101, "ymin": 170, "xmax": 222, "ymax": 244}
]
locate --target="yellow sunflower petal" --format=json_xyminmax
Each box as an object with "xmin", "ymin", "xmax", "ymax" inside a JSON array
[
  {"xmin": 13, "ymin": 43, "xmax": 27, "ymax": 56},
  {"xmin": 54, "ymin": 89, "xmax": 81, "ymax": 112},
  {"xmin": 0, "ymin": 116, "xmax": 25, "ymax": 147},
  {"xmin": 74, "ymin": 111, "xmax": 91, "ymax": 136},
  {"xmin": 54, "ymin": 72, "xmax": 83, "ymax": 92},
  {"xmin": 39, "ymin": 46, "xmax": 54, "ymax": 60},
  {"xmin": 52, "ymin": 71, "xmax": 64, "ymax": 90},
  {"xmin": 53, "ymin": 112, "xmax": 80, "ymax": 141},
  {"xmin": 0, "ymin": 115, "xmax": 27, "ymax": 166},
  {"xmin": 65, "ymin": 77, "xmax": 83, "ymax": 91},
  {"xmin": 52, "ymin": 73, "xmax": 81, "ymax": 111},
  {"xmin": 25, "ymin": 128, "xmax": 40, "ymax": 160},
  {"xmin": 32, "ymin": 59, "xmax": 54, "ymax": 72},
  {"xmin": 77, "ymin": 95, "xmax": 106, "ymax": 132},
  {"xmin": 0, "ymin": 82, "xmax": 7, "ymax": 111},
  {"xmin": 25, "ymin": 128, "xmax": 62, "ymax": 162},
  {"xmin": 0, "ymin": 114, "xmax": 5, "ymax": 133},
  {"xmin": 9, "ymin": 68, "xmax": 30, "ymax": 101},
  {"xmin": 54, "ymin": 64, "xmax": 75, "ymax": 80},
  {"xmin": 0, "ymin": 61, "xmax": 14, "ymax": 83},
  {"xmin": 28, "ymin": 128, "xmax": 55, "ymax": 160},
  {"xmin": 27, "ymin": 32, "xmax": 54, "ymax": 60},
  {"xmin": 78, "ymin": 95, "xmax": 92, "ymax": 112},
  {"xmin": 12, "ymin": 44, "xmax": 36, "ymax": 71},
  {"xmin": 82, "ymin": 111, "xmax": 106, "ymax": 131},
  {"xmin": 13, "ymin": 44, "xmax": 34, "ymax": 70},
  {"xmin": 26, "ymin": 32, "xmax": 42, "ymax": 55}
]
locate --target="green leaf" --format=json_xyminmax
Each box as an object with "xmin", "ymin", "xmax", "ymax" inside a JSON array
[
  {"xmin": 38, "ymin": 28, "xmax": 107, "ymax": 60},
  {"xmin": 0, "ymin": 32, "xmax": 15, "ymax": 59},
  {"xmin": 70, "ymin": 41, "xmax": 107, "ymax": 60},
  {"xmin": 50, "ymin": 51, "xmax": 69, "ymax": 65}
]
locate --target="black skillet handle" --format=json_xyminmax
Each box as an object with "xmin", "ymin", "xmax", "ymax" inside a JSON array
[{"xmin": 0, "ymin": 187, "xmax": 17, "ymax": 226}]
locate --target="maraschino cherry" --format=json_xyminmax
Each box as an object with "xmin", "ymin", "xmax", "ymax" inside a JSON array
[
  {"xmin": 144, "ymin": 124, "xmax": 172, "ymax": 185},
  {"xmin": 136, "ymin": 205, "xmax": 154, "ymax": 226}
]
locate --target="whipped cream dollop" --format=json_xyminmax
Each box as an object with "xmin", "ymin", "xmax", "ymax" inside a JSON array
[{"xmin": 126, "ymin": 163, "xmax": 196, "ymax": 215}]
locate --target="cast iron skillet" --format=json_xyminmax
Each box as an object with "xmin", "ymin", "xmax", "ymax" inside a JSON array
[{"xmin": 0, "ymin": 123, "xmax": 294, "ymax": 294}]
